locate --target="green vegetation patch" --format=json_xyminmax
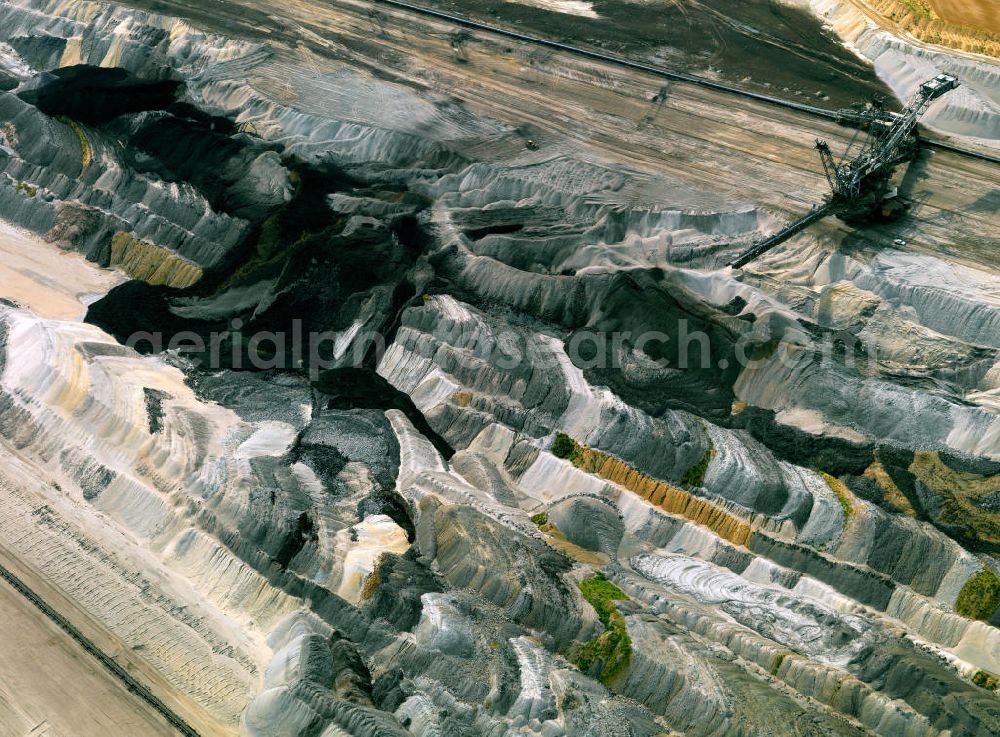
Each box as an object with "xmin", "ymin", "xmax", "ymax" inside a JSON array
[
  {"xmin": 681, "ymin": 446, "xmax": 715, "ymax": 488},
  {"xmin": 530, "ymin": 512, "xmax": 549, "ymax": 527},
  {"xmin": 551, "ymin": 432, "xmax": 579, "ymax": 460},
  {"xmin": 14, "ymin": 180, "xmax": 36, "ymax": 197},
  {"xmin": 973, "ymin": 670, "xmax": 999, "ymax": 691},
  {"xmin": 573, "ymin": 572, "xmax": 632, "ymax": 686},
  {"xmin": 955, "ymin": 568, "xmax": 1000, "ymax": 622},
  {"xmin": 579, "ymin": 573, "xmax": 627, "ymax": 624},
  {"xmin": 56, "ymin": 115, "xmax": 92, "ymax": 175},
  {"xmin": 821, "ymin": 472, "xmax": 854, "ymax": 519},
  {"xmin": 2, "ymin": 122, "xmax": 16, "ymax": 144},
  {"xmin": 770, "ymin": 651, "xmax": 788, "ymax": 676},
  {"xmin": 896, "ymin": 0, "xmax": 934, "ymax": 20}
]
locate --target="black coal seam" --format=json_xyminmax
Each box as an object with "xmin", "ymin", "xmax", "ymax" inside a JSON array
[{"xmin": 313, "ymin": 368, "xmax": 454, "ymax": 460}]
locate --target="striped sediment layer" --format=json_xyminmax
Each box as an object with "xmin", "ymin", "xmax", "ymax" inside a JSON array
[
  {"xmin": 110, "ymin": 231, "xmax": 203, "ymax": 288},
  {"xmin": 569, "ymin": 444, "xmax": 753, "ymax": 547},
  {"xmin": 564, "ymin": 436, "xmax": 1000, "ymax": 628}
]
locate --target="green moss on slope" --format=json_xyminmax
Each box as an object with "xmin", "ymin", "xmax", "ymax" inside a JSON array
[
  {"xmin": 573, "ymin": 573, "xmax": 632, "ymax": 686},
  {"xmin": 552, "ymin": 432, "xmax": 579, "ymax": 461},
  {"xmin": 56, "ymin": 115, "xmax": 92, "ymax": 176},
  {"xmin": 955, "ymin": 568, "xmax": 1000, "ymax": 621},
  {"xmin": 821, "ymin": 471, "xmax": 854, "ymax": 519},
  {"xmin": 15, "ymin": 180, "xmax": 36, "ymax": 197},
  {"xmin": 681, "ymin": 446, "xmax": 715, "ymax": 488},
  {"xmin": 972, "ymin": 670, "xmax": 999, "ymax": 691}
]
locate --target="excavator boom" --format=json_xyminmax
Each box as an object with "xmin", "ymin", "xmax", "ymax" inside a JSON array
[{"xmin": 728, "ymin": 75, "xmax": 958, "ymax": 269}]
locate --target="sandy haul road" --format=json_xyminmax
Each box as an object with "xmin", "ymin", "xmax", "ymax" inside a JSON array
[{"xmin": 0, "ymin": 570, "xmax": 179, "ymax": 737}]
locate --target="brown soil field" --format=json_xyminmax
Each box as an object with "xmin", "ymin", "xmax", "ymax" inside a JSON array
[{"xmin": 926, "ymin": 0, "xmax": 1000, "ymax": 35}]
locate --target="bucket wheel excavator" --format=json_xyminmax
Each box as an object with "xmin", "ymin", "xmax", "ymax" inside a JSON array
[{"xmin": 729, "ymin": 74, "xmax": 959, "ymax": 269}]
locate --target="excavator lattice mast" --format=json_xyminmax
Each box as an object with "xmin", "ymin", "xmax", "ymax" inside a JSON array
[
  {"xmin": 729, "ymin": 74, "xmax": 959, "ymax": 268},
  {"xmin": 815, "ymin": 139, "xmax": 839, "ymax": 194}
]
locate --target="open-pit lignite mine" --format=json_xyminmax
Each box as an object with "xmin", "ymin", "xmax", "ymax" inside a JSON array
[{"xmin": 0, "ymin": 0, "xmax": 999, "ymax": 735}]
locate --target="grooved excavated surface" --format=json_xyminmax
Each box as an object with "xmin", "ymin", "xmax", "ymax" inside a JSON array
[{"xmin": 0, "ymin": 0, "xmax": 998, "ymax": 735}]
